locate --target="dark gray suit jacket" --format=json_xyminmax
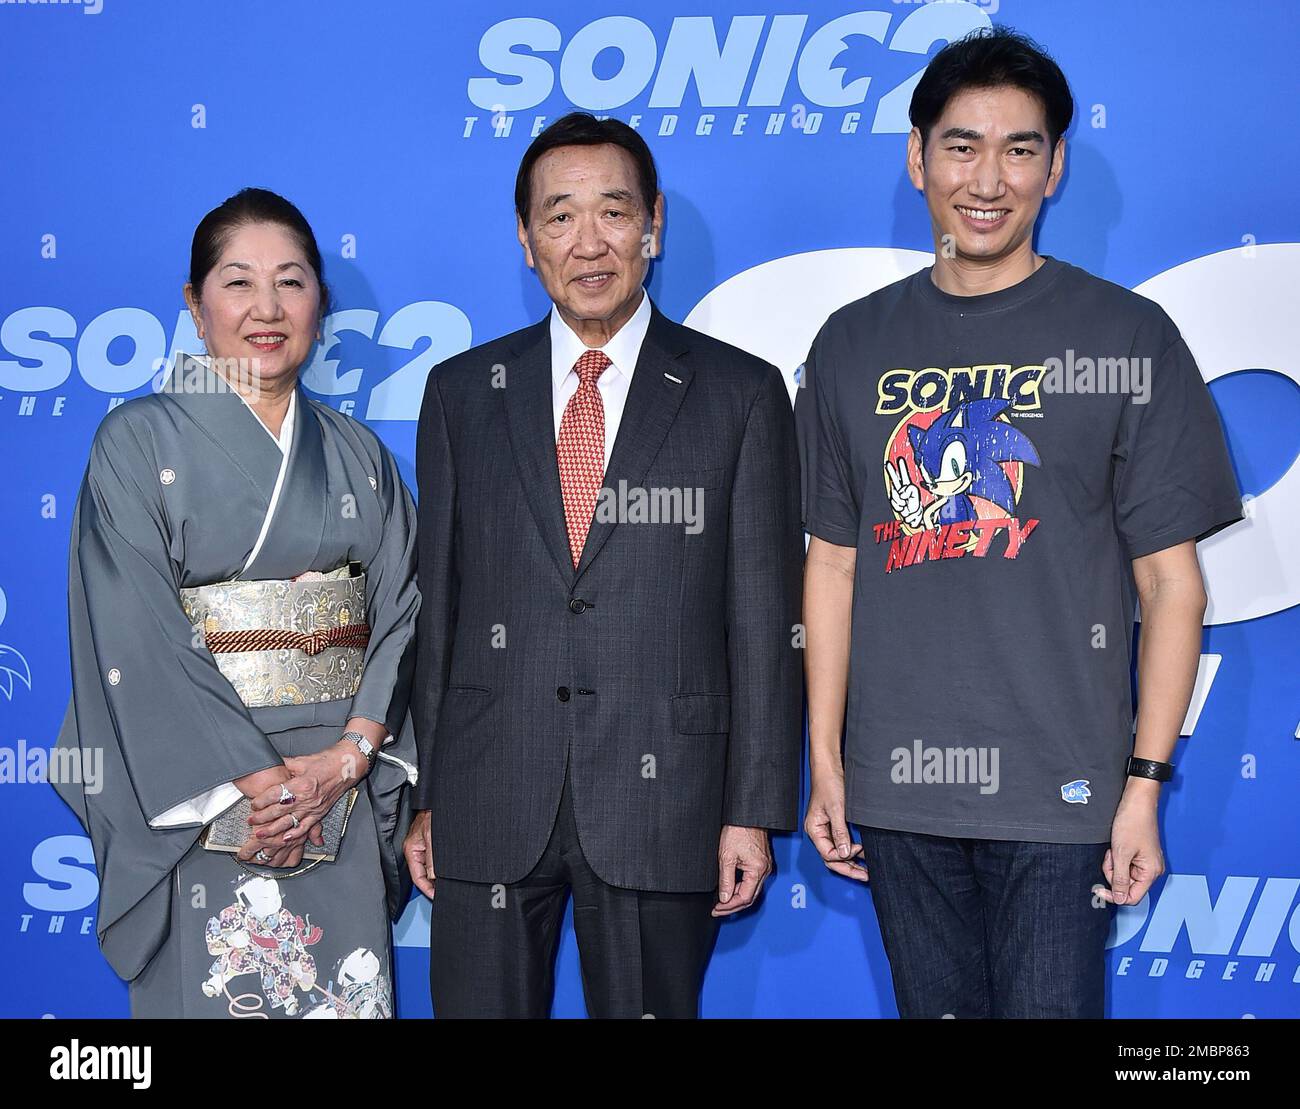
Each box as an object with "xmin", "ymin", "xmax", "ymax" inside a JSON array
[{"xmin": 412, "ymin": 305, "xmax": 802, "ymax": 892}]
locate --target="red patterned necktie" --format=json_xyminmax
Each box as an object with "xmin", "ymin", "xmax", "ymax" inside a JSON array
[{"xmin": 557, "ymin": 349, "xmax": 611, "ymax": 568}]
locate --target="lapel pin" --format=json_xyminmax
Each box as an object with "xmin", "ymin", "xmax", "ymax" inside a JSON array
[{"xmin": 663, "ymin": 372, "xmax": 682, "ymax": 385}]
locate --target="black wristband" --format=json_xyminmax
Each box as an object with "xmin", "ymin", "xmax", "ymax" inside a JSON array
[{"xmin": 1126, "ymin": 756, "xmax": 1173, "ymax": 782}]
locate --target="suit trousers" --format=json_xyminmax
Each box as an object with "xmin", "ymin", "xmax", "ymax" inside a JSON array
[{"xmin": 429, "ymin": 770, "xmax": 719, "ymax": 1018}]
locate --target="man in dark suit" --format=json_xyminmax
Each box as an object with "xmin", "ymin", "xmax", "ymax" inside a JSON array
[{"xmin": 405, "ymin": 113, "xmax": 802, "ymax": 1018}]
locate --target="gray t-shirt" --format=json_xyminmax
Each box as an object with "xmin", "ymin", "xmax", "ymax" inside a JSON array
[{"xmin": 796, "ymin": 257, "xmax": 1241, "ymax": 843}]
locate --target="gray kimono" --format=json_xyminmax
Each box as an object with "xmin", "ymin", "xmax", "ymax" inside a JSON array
[{"xmin": 54, "ymin": 360, "xmax": 419, "ymax": 1018}]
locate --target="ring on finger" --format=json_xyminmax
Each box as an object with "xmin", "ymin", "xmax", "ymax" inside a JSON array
[
  {"xmin": 289, "ymin": 813, "xmax": 300, "ymax": 829},
  {"xmin": 278, "ymin": 784, "xmax": 295, "ymax": 806}
]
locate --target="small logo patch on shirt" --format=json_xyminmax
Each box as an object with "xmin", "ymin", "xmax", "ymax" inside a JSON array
[{"xmin": 1060, "ymin": 779, "xmax": 1091, "ymax": 805}]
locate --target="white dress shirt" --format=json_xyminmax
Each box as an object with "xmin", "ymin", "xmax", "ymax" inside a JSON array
[{"xmin": 550, "ymin": 289, "xmax": 652, "ymax": 469}]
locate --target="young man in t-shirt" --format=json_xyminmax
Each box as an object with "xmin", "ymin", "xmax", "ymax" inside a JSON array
[{"xmin": 796, "ymin": 27, "xmax": 1241, "ymax": 1018}]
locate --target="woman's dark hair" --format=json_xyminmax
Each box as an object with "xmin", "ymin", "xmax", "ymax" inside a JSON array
[
  {"xmin": 188, "ymin": 187, "xmax": 332, "ymax": 316},
  {"xmin": 515, "ymin": 112, "xmax": 659, "ymax": 224},
  {"xmin": 910, "ymin": 27, "xmax": 1074, "ymax": 150}
]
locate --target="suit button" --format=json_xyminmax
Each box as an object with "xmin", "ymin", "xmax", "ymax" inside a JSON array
[
  {"xmin": 568, "ymin": 598, "xmax": 588, "ymax": 614},
  {"xmin": 556, "ymin": 686, "xmax": 571, "ymax": 703}
]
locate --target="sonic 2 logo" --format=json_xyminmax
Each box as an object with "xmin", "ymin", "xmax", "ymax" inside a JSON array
[
  {"xmin": 874, "ymin": 364, "xmax": 1043, "ymax": 573},
  {"xmin": 466, "ymin": 5, "xmax": 993, "ymax": 127},
  {"xmin": 0, "ymin": 301, "xmax": 471, "ymax": 421}
]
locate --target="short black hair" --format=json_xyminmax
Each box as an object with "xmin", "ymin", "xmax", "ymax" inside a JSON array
[
  {"xmin": 910, "ymin": 27, "xmax": 1074, "ymax": 150},
  {"xmin": 515, "ymin": 112, "xmax": 659, "ymax": 224},
  {"xmin": 189, "ymin": 187, "xmax": 332, "ymax": 318}
]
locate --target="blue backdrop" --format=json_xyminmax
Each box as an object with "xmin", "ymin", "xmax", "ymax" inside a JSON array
[{"xmin": 1, "ymin": 0, "xmax": 1297, "ymax": 1018}]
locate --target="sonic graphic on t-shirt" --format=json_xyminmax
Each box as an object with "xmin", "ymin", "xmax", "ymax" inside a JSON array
[
  {"xmin": 872, "ymin": 367, "xmax": 1045, "ymax": 574},
  {"xmin": 893, "ymin": 397, "xmax": 1041, "ymax": 531}
]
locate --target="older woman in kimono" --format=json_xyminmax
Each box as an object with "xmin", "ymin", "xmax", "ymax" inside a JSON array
[{"xmin": 54, "ymin": 188, "xmax": 420, "ymax": 1018}]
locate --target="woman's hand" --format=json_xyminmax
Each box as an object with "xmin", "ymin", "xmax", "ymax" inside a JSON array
[
  {"xmin": 231, "ymin": 765, "xmax": 306, "ymax": 867},
  {"xmin": 245, "ymin": 740, "xmax": 362, "ymax": 851},
  {"xmin": 233, "ymin": 763, "xmax": 290, "ymax": 800},
  {"xmin": 237, "ymin": 719, "xmax": 385, "ymax": 864},
  {"xmin": 236, "ymin": 827, "xmax": 308, "ymax": 869}
]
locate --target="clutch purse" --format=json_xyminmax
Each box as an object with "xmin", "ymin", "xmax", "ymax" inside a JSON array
[{"xmin": 201, "ymin": 787, "xmax": 358, "ymax": 867}]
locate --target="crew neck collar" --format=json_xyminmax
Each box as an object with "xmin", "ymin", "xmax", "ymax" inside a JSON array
[{"xmin": 914, "ymin": 255, "xmax": 1065, "ymax": 315}]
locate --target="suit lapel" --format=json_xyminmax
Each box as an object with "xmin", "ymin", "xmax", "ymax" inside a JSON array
[
  {"xmin": 503, "ymin": 320, "xmax": 575, "ymax": 585},
  {"xmin": 575, "ymin": 307, "xmax": 693, "ymax": 580}
]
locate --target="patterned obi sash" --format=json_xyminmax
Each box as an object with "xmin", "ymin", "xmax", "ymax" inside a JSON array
[{"xmin": 179, "ymin": 564, "xmax": 369, "ymax": 708}]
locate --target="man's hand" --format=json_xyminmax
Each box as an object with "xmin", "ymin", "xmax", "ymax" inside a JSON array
[
  {"xmin": 712, "ymin": 825, "xmax": 772, "ymax": 917},
  {"xmin": 1102, "ymin": 539, "xmax": 1199, "ymax": 908},
  {"xmin": 805, "ymin": 769, "xmax": 868, "ymax": 881},
  {"xmin": 1099, "ymin": 779, "xmax": 1164, "ymax": 906},
  {"xmin": 403, "ymin": 809, "xmax": 436, "ymax": 900}
]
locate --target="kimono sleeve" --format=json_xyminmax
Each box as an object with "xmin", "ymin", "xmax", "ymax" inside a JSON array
[
  {"xmin": 794, "ymin": 327, "xmax": 861, "ymax": 547},
  {"xmin": 345, "ymin": 440, "xmax": 419, "ymax": 741},
  {"xmin": 1112, "ymin": 334, "xmax": 1242, "ymax": 559},
  {"xmin": 69, "ymin": 408, "xmax": 282, "ymax": 824}
]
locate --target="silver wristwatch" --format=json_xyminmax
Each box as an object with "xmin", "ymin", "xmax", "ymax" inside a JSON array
[{"xmin": 341, "ymin": 729, "xmax": 377, "ymax": 769}]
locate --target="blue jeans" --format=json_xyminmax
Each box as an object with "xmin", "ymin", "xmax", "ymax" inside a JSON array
[{"xmin": 857, "ymin": 826, "xmax": 1111, "ymax": 1018}]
